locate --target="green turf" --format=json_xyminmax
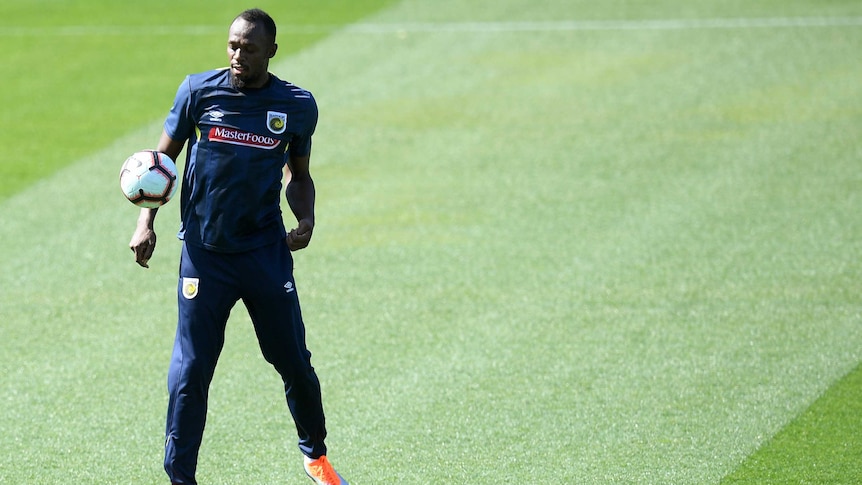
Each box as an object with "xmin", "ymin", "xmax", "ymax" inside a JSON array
[
  {"xmin": 0, "ymin": 0, "xmax": 398, "ymax": 200},
  {"xmin": 1, "ymin": 0, "xmax": 861, "ymax": 483},
  {"xmin": 722, "ymin": 363, "xmax": 862, "ymax": 484}
]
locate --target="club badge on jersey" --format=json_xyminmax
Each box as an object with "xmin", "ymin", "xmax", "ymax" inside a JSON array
[{"xmin": 267, "ymin": 111, "xmax": 287, "ymax": 134}]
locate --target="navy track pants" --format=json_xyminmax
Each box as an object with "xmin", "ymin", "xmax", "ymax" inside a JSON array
[{"xmin": 164, "ymin": 240, "xmax": 327, "ymax": 484}]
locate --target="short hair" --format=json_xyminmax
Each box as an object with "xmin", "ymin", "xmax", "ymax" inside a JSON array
[{"xmin": 235, "ymin": 8, "xmax": 277, "ymax": 44}]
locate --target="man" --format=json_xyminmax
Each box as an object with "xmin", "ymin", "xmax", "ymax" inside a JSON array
[{"xmin": 128, "ymin": 9, "xmax": 347, "ymax": 485}]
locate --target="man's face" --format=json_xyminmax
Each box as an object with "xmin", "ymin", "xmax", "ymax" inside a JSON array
[{"xmin": 227, "ymin": 18, "xmax": 277, "ymax": 89}]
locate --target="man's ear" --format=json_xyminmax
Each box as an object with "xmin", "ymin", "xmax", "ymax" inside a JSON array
[{"xmin": 269, "ymin": 43, "xmax": 278, "ymax": 59}]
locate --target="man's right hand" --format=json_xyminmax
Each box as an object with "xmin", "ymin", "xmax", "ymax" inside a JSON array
[
  {"xmin": 129, "ymin": 225, "xmax": 157, "ymax": 268},
  {"xmin": 130, "ymin": 208, "xmax": 158, "ymax": 268}
]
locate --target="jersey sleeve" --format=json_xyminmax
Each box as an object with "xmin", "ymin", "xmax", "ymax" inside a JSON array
[
  {"xmin": 287, "ymin": 94, "xmax": 318, "ymax": 159},
  {"xmin": 164, "ymin": 76, "xmax": 194, "ymax": 142}
]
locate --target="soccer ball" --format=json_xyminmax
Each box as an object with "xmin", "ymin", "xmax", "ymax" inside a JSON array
[{"xmin": 119, "ymin": 150, "xmax": 178, "ymax": 208}]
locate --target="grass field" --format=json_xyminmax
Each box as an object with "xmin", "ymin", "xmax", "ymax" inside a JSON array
[{"xmin": 1, "ymin": 0, "xmax": 861, "ymax": 483}]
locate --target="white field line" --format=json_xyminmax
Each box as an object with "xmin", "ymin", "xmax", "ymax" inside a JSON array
[
  {"xmin": 344, "ymin": 16, "xmax": 862, "ymax": 33},
  {"xmin": 2, "ymin": 16, "xmax": 861, "ymax": 36}
]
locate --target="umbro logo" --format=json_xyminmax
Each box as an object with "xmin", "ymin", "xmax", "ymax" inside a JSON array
[
  {"xmin": 204, "ymin": 106, "xmax": 225, "ymax": 122},
  {"xmin": 206, "ymin": 111, "xmax": 224, "ymax": 122},
  {"xmin": 284, "ymin": 281, "xmax": 295, "ymax": 293}
]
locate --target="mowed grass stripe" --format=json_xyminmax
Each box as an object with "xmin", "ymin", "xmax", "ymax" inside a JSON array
[{"xmin": 722, "ymin": 362, "xmax": 862, "ymax": 484}]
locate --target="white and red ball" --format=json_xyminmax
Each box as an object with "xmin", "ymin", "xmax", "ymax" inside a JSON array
[{"xmin": 119, "ymin": 150, "xmax": 178, "ymax": 208}]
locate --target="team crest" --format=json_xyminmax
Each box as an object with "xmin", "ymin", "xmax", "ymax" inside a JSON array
[
  {"xmin": 267, "ymin": 111, "xmax": 287, "ymax": 134},
  {"xmin": 182, "ymin": 277, "xmax": 199, "ymax": 300}
]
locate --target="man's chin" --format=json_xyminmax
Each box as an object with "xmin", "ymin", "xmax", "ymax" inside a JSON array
[{"xmin": 230, "ymin": 71, "xmax": 247, "ymax": 89}]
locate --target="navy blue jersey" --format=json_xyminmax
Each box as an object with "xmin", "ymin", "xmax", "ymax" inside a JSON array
[{"xmin": 164, "ymin": 68, "xmax": 318, "ymax": 253}]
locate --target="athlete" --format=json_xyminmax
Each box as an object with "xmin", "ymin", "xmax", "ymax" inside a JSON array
[{"xmin": 128, "ymin": 9, "xmax": 347, "ymax": 485}]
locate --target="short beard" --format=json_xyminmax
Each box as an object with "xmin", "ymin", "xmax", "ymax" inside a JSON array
[{"xmin": 229, "ymin": 72, "xmax": 247, "ymax": 89}]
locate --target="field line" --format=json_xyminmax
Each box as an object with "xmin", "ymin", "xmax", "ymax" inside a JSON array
[
  {"xmin": 344, "ymin": 16, "xmax": 862, "ymax": 33},
  {"xmin": 2, "ymin": 16, "xmax": 861, "ymax": 36}
]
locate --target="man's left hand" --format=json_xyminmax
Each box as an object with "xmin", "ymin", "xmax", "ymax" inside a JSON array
[{"xmin": 287, "ymin": 218, "xmax": 314, "ymax": 251}]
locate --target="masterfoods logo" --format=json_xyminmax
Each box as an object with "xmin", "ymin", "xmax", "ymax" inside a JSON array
[{"xmin": 209, "ymin": 127, "xmax": 280, "ymax": 150}]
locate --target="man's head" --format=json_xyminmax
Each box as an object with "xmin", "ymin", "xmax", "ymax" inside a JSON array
[{"xmin": 227, "ymin": 9, "xmax": 278, "ymax": 89}]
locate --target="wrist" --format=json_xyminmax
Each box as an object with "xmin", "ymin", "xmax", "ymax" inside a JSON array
[{"xmin": 137, "ymin": 207, "xmax": 158, "ymax": 229}]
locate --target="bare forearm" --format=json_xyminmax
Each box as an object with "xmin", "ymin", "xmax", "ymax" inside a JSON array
[
  {"xmin": 137, "ymin": 207, "xmax": 158, "ymax": 228},
  {"xmin": 286, "ymin": 175, "xmax": 315, "ymax": 225},
  {"xmin": 284, "ymin": 154, "xmax": 315, "ymax": 251}
]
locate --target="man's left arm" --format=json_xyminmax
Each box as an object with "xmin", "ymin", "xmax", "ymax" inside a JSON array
[{"xmin": 285, "ymin": 153, "xmax": 315, "ymax": 251}]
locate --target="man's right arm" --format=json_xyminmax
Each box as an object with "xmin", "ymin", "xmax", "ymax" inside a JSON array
[{"xmin": 128, "ymin": 131, "xmax": 185, "ymax": 268}]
